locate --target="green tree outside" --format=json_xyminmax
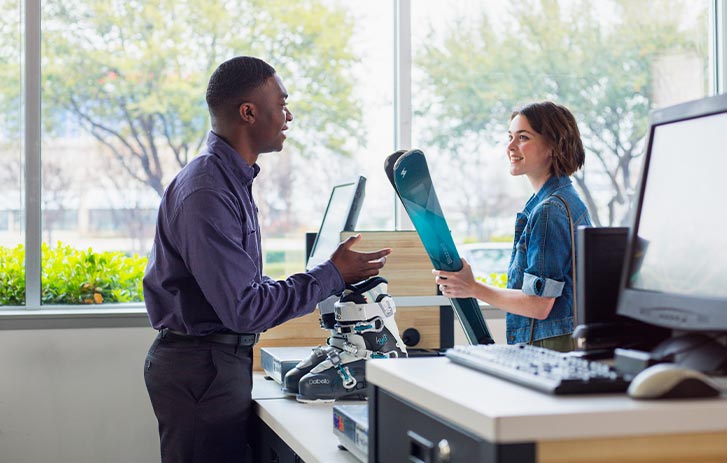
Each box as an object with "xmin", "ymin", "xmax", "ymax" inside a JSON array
[
  {"xmin": 414, "ymin": 0, "xmax": 708, "ymax": 229},
  {"xmin": 0, "ymin": 0, "xmax": 21, "ymax": 135},
  {"xmin": 41, "ymin": 0, "xmax": 363, "ymax": 200}
]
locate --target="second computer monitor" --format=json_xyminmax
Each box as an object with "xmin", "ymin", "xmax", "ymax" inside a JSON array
[
  {"xmin": 306, "ymin": 176, "xmax": 366, "ymax": 270},
  {"xmin": 577, "ymin": 226, "xmax": 629, "ymax": 326}
]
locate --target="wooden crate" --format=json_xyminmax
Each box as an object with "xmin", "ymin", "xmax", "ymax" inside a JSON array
[{"xmin": 253, "ymin": 230, "xmax": 441, "ymax": 370}]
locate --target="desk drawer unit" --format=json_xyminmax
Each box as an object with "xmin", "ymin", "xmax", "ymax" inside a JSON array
[
  {"xmin": 369, "ymin": 387, "xmax": 534, "ymax": 463},
  {"xmin": 254, "ymin": 416, "xmax": 303, "ymax": 463}
]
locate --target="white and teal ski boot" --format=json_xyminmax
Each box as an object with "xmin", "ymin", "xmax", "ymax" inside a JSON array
[
  {"xmin": 296, "ymin": 277, "xmax": 407, "ymax": 403},
  {"xmin": 282, "ymin": 296, "xmax": 339, "ymax": 396}
]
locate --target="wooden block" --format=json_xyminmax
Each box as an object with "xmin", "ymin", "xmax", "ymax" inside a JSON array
[
  {"xmin": 340, "ymin": 231, "xmax": 436, "ymax": 297},
  {"xmin": 395, "ymin": 306, "xmax": 441, "ymax": 350},
  {"xmin": 341, "ymin": 230, "xmax": 442, "ymax": 349},
  {"xmin": 253, "ymin": 311, "xmax": 327, "ymax": 371}
]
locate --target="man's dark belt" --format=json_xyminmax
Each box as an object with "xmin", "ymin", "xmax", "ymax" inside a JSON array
[{"xmin": 159, "ymin": 328, "xmax": 259, "ymax": 347}]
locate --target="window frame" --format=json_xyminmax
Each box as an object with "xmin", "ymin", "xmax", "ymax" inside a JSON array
[
  {"xmin": 3, "ymin": 0, "xmax": 725, "ymax": 328},
  {"xmin": 715, "ymin": 0, "xmax": 727, "ymax": 93}
]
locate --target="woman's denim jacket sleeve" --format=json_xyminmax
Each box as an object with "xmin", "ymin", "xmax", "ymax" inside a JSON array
[{"xmin": 506, "ymin": 175, "xmax": 592, "ymax": 344}]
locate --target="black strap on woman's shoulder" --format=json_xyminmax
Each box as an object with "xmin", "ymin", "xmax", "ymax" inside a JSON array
[
  {"xmin": 528, "ymin": 193, "xmax": 578, "ymax": 344},
  {"xmin": 551, "ymin": 193, "xmax": 577, "ymax": 328}
]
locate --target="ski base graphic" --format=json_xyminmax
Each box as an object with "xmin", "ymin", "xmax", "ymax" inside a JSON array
[{"xmin": 385, "ymin": 149, "xmax": 494, "ymax": 345}]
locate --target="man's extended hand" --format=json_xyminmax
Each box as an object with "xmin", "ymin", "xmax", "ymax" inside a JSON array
[{"xmin": 330, "ymin": 234, "xmax": 392, "ymax": 284}]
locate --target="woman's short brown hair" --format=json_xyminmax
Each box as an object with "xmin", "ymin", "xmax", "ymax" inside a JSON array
[{"xmin": 511, "ymin": 101, "xmax": 585, "ymax": 177}]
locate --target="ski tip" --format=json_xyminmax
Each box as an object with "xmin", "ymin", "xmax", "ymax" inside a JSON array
[
  {"xmin": 393, "ymin": 148, "xmax": 427, "ymax": 172},
  {"xmin": 384, "ymin": 150, "xmax": 407, "ymax": 190},
  {"xmin": 384, "ymin": 149, "xmax": 407, "ymax": 172},
  {"xmin": 386, "ymin": 149, "xmax": 407, "ymax": 160}
]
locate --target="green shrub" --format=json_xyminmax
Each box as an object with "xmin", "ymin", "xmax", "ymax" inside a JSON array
[
  {"xmin": 0, "ymin": 243, "xmax": 147, "ymax": 306},
  {"xmin": 0, "ymin": 244, "xmax": 26, "ymax": 305},
  {"xmin": 476, "ymin": 272, "xmax": 508, "ymax": 289}
]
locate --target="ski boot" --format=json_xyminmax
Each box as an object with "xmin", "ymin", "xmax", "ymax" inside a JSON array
[
  {"xmin": 282, "ymin": 296, "xmax": 339, "ymax": 396},
  {"xmin": 296, "ymin": 277, "xmax": 408, "ymax": 403}
]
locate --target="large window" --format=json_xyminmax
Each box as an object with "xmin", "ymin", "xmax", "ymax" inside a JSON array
[
  {"xmin": 3, "ymin": 0, "xmax": 395, "ymax": 308},
  {"xmin": 254, "ymin": 2, "xmax": 395, "ymax": 279},
  {"xmin": 411, "ymin": 0, "xmax": 712, "ymax": 241},
  {"xmin": 0, "ymin": 0, "xmax": 722, "ymax": 309}
]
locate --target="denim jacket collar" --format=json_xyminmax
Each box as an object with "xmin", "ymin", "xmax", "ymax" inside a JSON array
[{"xmin": 523, "ymin": 175, "xmax": 573, "ymax": 214}]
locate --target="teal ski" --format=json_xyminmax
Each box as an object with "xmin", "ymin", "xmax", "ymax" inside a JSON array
[{"xmin": 385, "ymin": 149, "xmax": 494, "ymax": 345}]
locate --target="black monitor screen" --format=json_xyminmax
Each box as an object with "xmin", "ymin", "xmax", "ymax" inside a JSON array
[
  {"xmin": 617, "ymin": 94, "xmax": 727, "ymax": 331},
  {"xmin": 306, "ymin": 177, "xmax": 366, "ymax": 270}
]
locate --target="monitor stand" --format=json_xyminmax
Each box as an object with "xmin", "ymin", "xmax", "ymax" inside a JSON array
[
  {"xmin": 614, "ymin": 332, "xmax": 727, "ymax": 378},
  {"xmin": 649, "ymin": 333, "xmax": 727, "ymax": 374},
  {"xmin": 572, "ymin": 320, "xmax": 670, "ymax": 358}
]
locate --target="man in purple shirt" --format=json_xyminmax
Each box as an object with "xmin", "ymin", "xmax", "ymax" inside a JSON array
[{"xmin": 143, "ymin": 56, "xmax": 391, "ymax": 463}]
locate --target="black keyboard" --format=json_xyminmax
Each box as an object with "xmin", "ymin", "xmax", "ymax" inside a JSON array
[{"xmin": 446, "ymin": 344, "xmax": 630, "ymax": 395}]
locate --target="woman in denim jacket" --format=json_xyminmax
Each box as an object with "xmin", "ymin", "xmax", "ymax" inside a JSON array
[{"xmin": 433, "ymin": 101, "xmax": 591, "ymax": 352}]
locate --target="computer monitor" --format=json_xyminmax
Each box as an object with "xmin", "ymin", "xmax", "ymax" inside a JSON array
[
  {"xmin": 306, "ymin": 176, "xmax": 366, "ymax": 270},
  {"xmin": 616, "ymin": 93, "xmax": 727, "ymax": 331},
  {"xmin": 306, "ymin": 176, "xmax": 365, "ymax": 324},
  {"xmin": 577, "ymin": 226, "xmax": 630, "ymax": 327},
  {"xmin": 615, "ymin": 93, "xmax": 727, "ymax": 373}
]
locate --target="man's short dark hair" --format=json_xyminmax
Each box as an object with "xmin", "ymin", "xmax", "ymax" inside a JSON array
[
  {"xmin": 206, "ymin": 56, "xmax": 276, "ymax": 118},
  {"xmin": 511, "ymin": 101, "xmax": 585, "ymax": 177}
]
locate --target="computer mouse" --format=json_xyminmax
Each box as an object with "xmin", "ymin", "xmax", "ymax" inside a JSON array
[{"xmin": 627, "ymin": 363, "xmax": 722, "ymax": 400}]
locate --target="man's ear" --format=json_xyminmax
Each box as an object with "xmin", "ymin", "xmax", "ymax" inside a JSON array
[{"xmin": 239, "ymin": 103, "xmax": 255, "ymax": 123}]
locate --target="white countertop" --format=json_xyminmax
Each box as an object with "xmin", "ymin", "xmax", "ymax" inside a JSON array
[
  {"xmin": 252, "ymin": 374, "xmax": 361, "ymax": 463},
  {"xmin": 252, "ymin": 373, "xmax": 288, "ymax": 400},
  {"xmin": 366, "ymin": 356, "xmax": 727, "ymax": 443}
]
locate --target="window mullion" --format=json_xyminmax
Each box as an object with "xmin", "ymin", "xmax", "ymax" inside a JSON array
[
  {"xmin": 394, "ymin": 0, "xmax": 413, "ymax": 230},
  {"xmin": 24, "ymin": 0, "xmax": 42, "ymax": 308},
  {"xmin": 717, "ymin": 0, "xmax": 727, "ymax": 94}
]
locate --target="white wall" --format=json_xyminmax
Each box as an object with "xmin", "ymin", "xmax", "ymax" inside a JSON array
[{"xmin": 0, "ymin": 327, "xmax": 159, "ymax": 463}]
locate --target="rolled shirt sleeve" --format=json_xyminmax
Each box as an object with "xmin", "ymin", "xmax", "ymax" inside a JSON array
[
  {"xmin": 521, "ymin": 201, "xmax": 571, "ymax": 299},
  {"xmin": 522, "ymin": 273, "xmax": 565, "ymax": 297}
]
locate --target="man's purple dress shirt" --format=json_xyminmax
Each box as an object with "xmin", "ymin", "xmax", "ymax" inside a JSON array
[{"xmin": 143, "ymin": 131, "xmax": 344, "ymax": 335}]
